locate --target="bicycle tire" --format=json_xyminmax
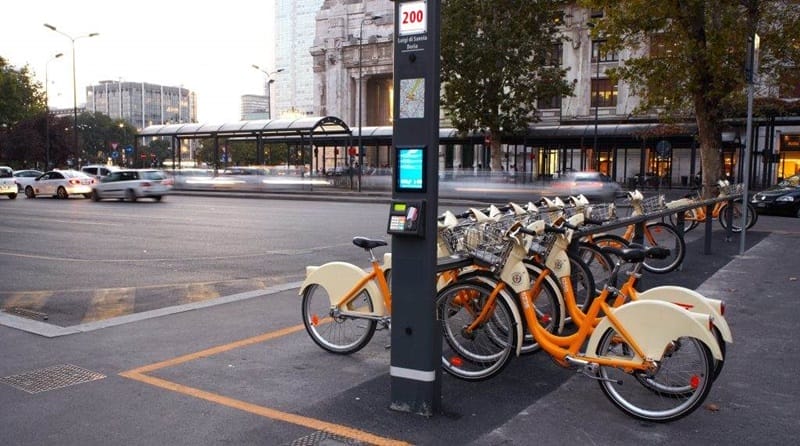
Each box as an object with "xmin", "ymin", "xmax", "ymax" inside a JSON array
[
  {"xmin": 718, "ymin": 200, "xmax": 758, "ymax": 232},
  {"xmin": 639, "ymin": 222, "xmax": 686, "ymax": 274},
  {"xmin": 438, "ymin": 280, "xmax": 517, "ymax": 381},
  {"xmin": 595, "ymin": 329, "xmax": 714, "ymax": 422},
  {"xmin": 301, "ymin": 283, "xmax": 377, "ymax": 354},
  {"xmin": 576, "ymin": 242, "xmax": 615, "ymax": 292}
]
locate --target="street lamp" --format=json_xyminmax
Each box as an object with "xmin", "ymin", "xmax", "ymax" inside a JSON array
[
  {"xmin": 357, "ymin": 14, "xmax": 382, "ymax": 192},
  {"xmin": 44, "ymin": 23, "xmax": 98, "ymax": 167},
  {"xmin": 44, "ymin": 52, "xmax": 63, "ymax": 169},
  {"xmin": 252, "ymin": 65, "xmax": 284, "ymax": 119}
]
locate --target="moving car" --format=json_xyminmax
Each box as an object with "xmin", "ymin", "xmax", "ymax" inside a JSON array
[
  {"xmin": 81, "ymin": 164, "xmax": 119, "ymax": 179},
  {"xmin": 92, "ymin": 169, "xmax": 172, "ymax": 202},
  {"xmin": 13, "ymin": 169, "xmax": 43, "ymax": 193},
  {"xmin": 24, "ymin": 170, "xmax": 96, "ymax": 199},
  {"xmin": 550, "ymin": 171, "xmax": 623, "ymax": 202},
  {"xmin": 750, "ymin": 174, "xmax": 800, "ymax": 218},
  {"xmin": 0, "ymin": 166, "xmax": 18, "ymax": 199}
]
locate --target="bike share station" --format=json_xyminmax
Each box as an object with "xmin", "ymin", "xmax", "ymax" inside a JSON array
[{"xmin": 386, "ymin": 0, "xmax": 443, "ymax": 416}]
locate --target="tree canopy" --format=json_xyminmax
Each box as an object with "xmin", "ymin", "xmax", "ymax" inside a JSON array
[
  {"xmin": 579, "ymin": 0, "xmax": 800, "ymax": 195},
  {"xmin": 0, "ymin": 57, "xmax": 45, "ymax": 128},
  {"xmin": 441, "ymin": 0, "xmax": 574, "ymax": 171}
]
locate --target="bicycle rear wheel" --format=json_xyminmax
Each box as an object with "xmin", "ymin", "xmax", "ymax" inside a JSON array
[
  {"xmin": 301, "ymin": 283, "xmax": 377, "ymax": 354},
  {"xmin": 641, "ymin": 222, "xmax": 685, "ymax": 274},
  {"xmin": 438, "ymin": 281, "xmax": 517, "ymax": 381},
  {"xmin": 595, "ymin": 329, "xmax": 714, "ymax": 422},
  {"xmin": 719, "ymin": 200, "xmax": 758, "ymax": 232}
]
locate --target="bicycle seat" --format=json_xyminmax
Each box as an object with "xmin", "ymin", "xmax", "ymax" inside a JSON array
[{"xmin": 353, "ymin": 237, "xmax": 388, "ymax": 250}]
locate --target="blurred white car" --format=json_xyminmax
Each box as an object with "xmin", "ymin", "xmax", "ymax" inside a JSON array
[
  {"xmin": 1, "ymin": 166, "xmax": 18, "ymax": 199},
  {"xmin": 13, "ymin": 169, "xmax": 44, "ymax": 193},
  {"xmin": 91, "ymin": 169, "xmax": 172, "ymax": 202},
  {"xmin": 24, "ymin": 170, "xmax": 95, "ymax": 199}
]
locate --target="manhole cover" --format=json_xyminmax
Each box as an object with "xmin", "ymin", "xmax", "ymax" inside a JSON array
[
  {"xmin": 0, "ymin": 364, "xmax": 105, "ymax": 394},
  {"xmin": 289, "ymin": 430, "xmax": 366, "ymax": 446}
]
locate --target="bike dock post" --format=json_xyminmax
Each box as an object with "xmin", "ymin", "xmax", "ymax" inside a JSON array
[{"xmin": 387, "ymin": 0, "xmax": 443, "ymax": 417}]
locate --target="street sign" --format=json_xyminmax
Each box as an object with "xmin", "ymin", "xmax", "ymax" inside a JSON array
[
  {"xmin": 125, "ymin": 145, "xmax": 133, "ymax": 154},
  {"xmin": 111, "ymin": 151, "xmax": 119, "ymax": 159}
]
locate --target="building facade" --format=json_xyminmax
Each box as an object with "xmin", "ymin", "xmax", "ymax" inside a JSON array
[
  {"xmin": 305, "ymin": 1, "xmax": 799, "ymax": 186},
  {"xmin": 86, "ymin": 81, "xmax": 197, "ymax": 130},
  {"xmin": 241, "ymin": 94, "xmax": 269, "ymax": 120},
  {"xmin": 274, "ymin": 0, "xmax": 326, "ymax": 118}
]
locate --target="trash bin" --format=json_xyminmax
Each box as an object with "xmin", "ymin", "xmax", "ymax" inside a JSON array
[{"xmin": 681, "ymin": 176, "xmax": 688, "ymax": 186}]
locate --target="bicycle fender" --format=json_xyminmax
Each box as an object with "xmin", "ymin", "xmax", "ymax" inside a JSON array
[
  {"xmin": 636, "ymin": 286, "xmax": 732, "ymax": 343},
  {"xmin": 299, "ymin": 262, "xmax": 387, "ymax": 316},
  {"xmin": 585, "ymin": 300, "xmax": 723, "ymax": 362},
  {"xmin": 382, "ymin": 252, "xmax": 392, "ymax": 270}
]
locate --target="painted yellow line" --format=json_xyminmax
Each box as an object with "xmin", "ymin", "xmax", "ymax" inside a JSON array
[
  {"xmin": 120, "ymin": 371, "xmax": 410, "ymax": 446},
  {"xmin": 125, "ymin": 324, "xmax": 306, "ymax": 374},
  {"xmin": 120, "ymin": 323, "xmax": 411, "ymax": 445},
  {"xmin": 2, "ymin": 290, "xmax": 53, "ymax": 312},
  {"xmin": 82, "ymin": 288, "xmax": 136, "ymax": 323}
]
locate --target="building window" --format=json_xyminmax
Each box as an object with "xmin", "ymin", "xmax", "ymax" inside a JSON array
[
  {"xmin": 538, "ymin": 94, "xmax": 562, "ymax": 110},
  {"xmin": 540, "ymin": 43, "xmax": 563, "ymax": 67},
  {"xmin": 591, "ymin": 40, "xmax": 618, "ymax": 63},
  {"xmin": 591, "ymin": 78, "xmax": 617, "ymax": 107}
]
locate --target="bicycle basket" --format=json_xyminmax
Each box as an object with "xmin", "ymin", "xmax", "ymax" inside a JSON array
[
  {"xmin": 439, "ymin": 221, "xmax": 478, "ymax": 255},
  {"xmin": 640, "ymin": 195, "xmax": 666, "ymax": 214},
  {"xmin": 461, "ymin": 220, "xmax": 515, "ymax": 267},
  {"xmin": 588, "ymin": 203, "xmax": 616, "ymax": 222}
]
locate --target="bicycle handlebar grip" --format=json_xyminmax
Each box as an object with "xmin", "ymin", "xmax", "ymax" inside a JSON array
[{"xmin": 584, "ymin": 216, "xmax": 606, "ymax": 226}]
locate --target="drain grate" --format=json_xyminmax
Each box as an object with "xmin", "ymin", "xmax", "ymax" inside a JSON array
[
  {"xmin": 0, "ymin": 364, "xmax": 106, "ymax": 394},
  {"xmin": 289, "ymin": 430, "xmax": 366, "ymax": 446}
]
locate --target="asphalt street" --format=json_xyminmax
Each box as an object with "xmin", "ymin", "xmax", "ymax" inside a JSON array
[{"xmin": 1, "ymin": 193, "xmax": 798, "ymax": 445}]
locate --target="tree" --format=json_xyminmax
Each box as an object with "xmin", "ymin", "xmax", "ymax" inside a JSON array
[
  {"xmin": 0, "ymin": 57, "xmax": 45, "ymax": 128},
  {"xmin": 579, "ymin": 0, "xmax": 800, "ymax": 196},
  {"xmin": 441, "ymin": 0, "xmax": 574, "ymax": 171}
]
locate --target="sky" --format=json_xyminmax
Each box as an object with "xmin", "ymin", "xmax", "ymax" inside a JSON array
[{"xmin": 2, "ymin": 0, "xmax": 277, "ymax": 123}]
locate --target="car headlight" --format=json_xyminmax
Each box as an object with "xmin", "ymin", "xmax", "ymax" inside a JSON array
[{"xmin": 776, "ymin": 195, "xmax": 795, "ymax": 202}]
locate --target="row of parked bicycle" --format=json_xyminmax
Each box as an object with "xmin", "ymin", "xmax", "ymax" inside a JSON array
[{"xmin": 299, "ymin": 181, "xmax": 751, "ymax": 423}]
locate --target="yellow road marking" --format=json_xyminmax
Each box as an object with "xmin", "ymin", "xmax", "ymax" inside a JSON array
[
  {"xmin": 185, "ymin": 283, "xmax": 220, "ymax": 303},
  {"xmin": 81, "ymin": 288, "xmax": 136, "ymax": 323},
  {"xmin": 2, "ymin": 290, "xmax": 53, "ymax": 311},
  {"xmin": 120, "ymin": 324, "xmax": 411, "ymax": 446}
]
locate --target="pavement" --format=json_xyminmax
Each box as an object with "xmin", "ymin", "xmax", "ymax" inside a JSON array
[{"xmin": 1, "ymin": 189, "xmax": 799, "ymax": 445}]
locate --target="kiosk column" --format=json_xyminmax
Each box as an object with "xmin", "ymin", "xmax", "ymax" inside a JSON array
[{"xmin": 388, "ymin": 0, "xmax": 442, "ymax": 416}]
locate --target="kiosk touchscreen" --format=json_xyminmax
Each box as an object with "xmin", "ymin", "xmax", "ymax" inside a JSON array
[{"xmin": 395, "ymin": 147, "xmax": 426, "ymax": 192}]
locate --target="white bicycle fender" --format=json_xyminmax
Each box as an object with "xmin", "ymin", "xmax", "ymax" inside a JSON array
[
  {"xmin": 299, "ymin": 262, "xmax": 387, "ymax": 316},
  {"xmin": 637, "ymin": 286, "xmax": 732, "ymax": 343},
  {"xmin": 585, "ymin": 300, "xmax": 723, "ymax": 362},
  {"xmin": 382, "ymin": 252, "xmax": 392, "ymax": 270}
]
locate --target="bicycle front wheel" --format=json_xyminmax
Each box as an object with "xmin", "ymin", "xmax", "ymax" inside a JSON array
[
  {"xmin": 301, "ymin": 283, "xmax": 377, "ymax": 354},
  {"xmin": 438, "ymin": 281, "xmax": 517, "ymax": 381},
  {"xmin": 642, "ymin": 222, "xmax": 686, "ymax": 274},
  {"xmin": 595, "ymin": 329, "xmax": 714, "ymax": 422}
]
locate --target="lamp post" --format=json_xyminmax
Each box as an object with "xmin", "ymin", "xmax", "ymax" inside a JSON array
[
  {"xmin": 252, "ymin": 65, "xmax": 284, "ymax": 119},
  {"xmin": 44, "ymin": 23, "xmax": 98, "ymax": 167},
  {"xmin": 44, "ymin": 52, "xmax": 63, "ymax": 170},
  {"xmin": 357, "ymin": 14, "xmax": 382, "ymax": 192},
  {"xmin": 587, "ymin": 24, "xmax": 600, "ymax": 168}
]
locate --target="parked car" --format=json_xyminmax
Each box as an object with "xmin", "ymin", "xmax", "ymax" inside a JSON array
[
  {"xmin": 24, "ymin": 170, "xmax": 95, "ymax": 199},
  {"xmin": 12, "ymin": 169, "xmax": 43, "ymax": 193},
  {"xmin": 550, "ymin": 171, "xmax": 623, "ymax": 202},
  {"xmin": 0, "ymin": 166, "xmax": 18, "ymax": 199},
  {"xmin": 92, "ymin": 169, "xmax": 172, "ymax": 202},
  {"xmin": 81, "ymin": 164, "xmax": 120, "ymax": 179},
  {"xmin": 750, "ymin": 174, "xmax": 800, "ymax": 218}
]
